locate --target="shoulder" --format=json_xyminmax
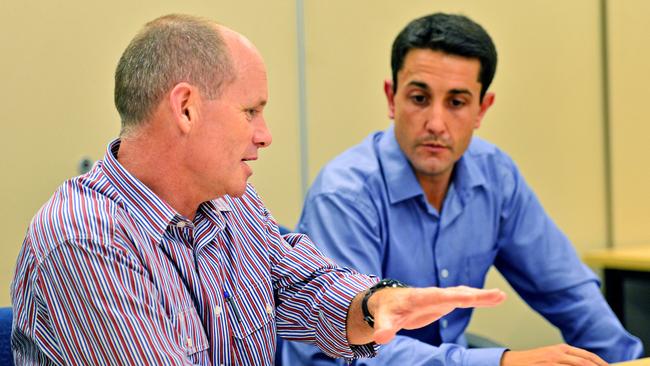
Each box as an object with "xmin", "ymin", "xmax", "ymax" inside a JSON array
[
  {"xmin": 465, "ymin": 137, "xmax": 533, "ymax": 205},
  {"xmin": 311, "ymin": 131, "xmax": 384, "ymax": 199},
  {"xmin": 465, "ymin": 137, "xmax": 521, "ymax": 181},
  {"xmin": 26, "ymin": 170, "xmax": 121, "ymax": 263}
]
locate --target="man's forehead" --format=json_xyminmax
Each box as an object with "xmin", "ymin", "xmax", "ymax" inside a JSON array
[{"xmin": 397, "ymin": 50, "xmax": 482, "ymax": 89}]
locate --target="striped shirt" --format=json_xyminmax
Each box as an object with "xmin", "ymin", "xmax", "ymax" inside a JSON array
[{"xmin": 11, "ymin": 139, "xmax": 378, "ymax": 365}]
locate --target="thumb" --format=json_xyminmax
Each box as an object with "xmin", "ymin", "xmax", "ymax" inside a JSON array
[{"xmin": 372, "ymin": 316, "xmax": 397, "ymax": 344}]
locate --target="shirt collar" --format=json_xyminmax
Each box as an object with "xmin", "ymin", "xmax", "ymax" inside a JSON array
[
  {"xmin": 198, "ymin": 198, "xmax": 231, "ymax": 231},
  {"xmin": 212, "ymin": 197, "xmax": 232, "ymax": 212},
  {"xmin": 378, "ymin": 125, "xmax": 486, "ymax": 205},
  {"xmin": 102, "ymin": 139, "xmax": 236, "ymax": 245},
  {"xmin": 101, "ymin": 139, "xmax": 179, "ymax": 243},
  {"xmin": 452, "ymin": 141, "xmax": 487, "ymax": 195},
  {"xmin": 378, "ymin": 125, "xmax": 423, "ymax": 204},
  {"xmin": 101, "ymin": 139, "xmax": 235, "ymax": 244}
]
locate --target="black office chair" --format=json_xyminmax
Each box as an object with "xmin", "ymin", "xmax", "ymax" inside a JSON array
[{"xmin": 0, "ymin": 307, "xmax": 14, "ymax": 366}]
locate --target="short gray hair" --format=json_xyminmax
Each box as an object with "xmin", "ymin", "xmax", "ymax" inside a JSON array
[{"xmin": 114, "ymin": 14, "xmax": 234, "ymax": 133}]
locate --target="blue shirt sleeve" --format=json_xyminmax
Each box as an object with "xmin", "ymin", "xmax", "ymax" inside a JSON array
[
  {"xmin": 492, "ymin": 157, "xmax": 643, "ymax": 361},
  {"xmin": 283, "ymin": 334, "xmax": 507, "ymax": 366}
]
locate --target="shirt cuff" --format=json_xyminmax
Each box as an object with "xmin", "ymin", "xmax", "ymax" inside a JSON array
[
  {"xmin": 315, "ymin": 273, "xmax": 379, "ymax": 359},
  {"xmin": 463, "ymin": 347, "xmax": 508, "ymax": 366}
]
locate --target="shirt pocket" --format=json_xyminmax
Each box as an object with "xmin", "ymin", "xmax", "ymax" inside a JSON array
[
  {"xmin": 228, "ymin": 278, "xmax": 275, "ymax": 340},
  {"xmin": 173, "ymin": 306, "xmax": 210, "ymax": 357},
  {"xmin": 464, "ymin": 248, "xmax": 498, "ymax": 288}
]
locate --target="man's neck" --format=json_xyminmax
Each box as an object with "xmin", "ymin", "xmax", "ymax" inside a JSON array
[
  {"xmin": 117, "ymin": 132, "xmax": 200, "ymax": 220},
  {"xmin": 416, "ymin": 169, "xmax": 453, "ymax": 213}
]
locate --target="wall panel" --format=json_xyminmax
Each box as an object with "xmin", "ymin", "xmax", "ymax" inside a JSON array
[{"xmin": 608, "ymin": 0, "xmax": 650, "ymax": 247}]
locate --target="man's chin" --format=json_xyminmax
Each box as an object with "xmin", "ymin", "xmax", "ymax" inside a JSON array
[
  {"xmin": 226, "ymin": 181, "xmax": 250, "ymax": 198},
  {"xmin": 413, "ymin": 161, "xmax": 454, "ymax": 178}
]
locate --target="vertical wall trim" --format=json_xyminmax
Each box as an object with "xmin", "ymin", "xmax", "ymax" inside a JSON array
[
  {"xmin": 600, "ymin": 0, "xmax": 614, "ymax": 248},
  {"xmin": 296, "ymin": 0, "xmax": 309, "ymax": 199}
]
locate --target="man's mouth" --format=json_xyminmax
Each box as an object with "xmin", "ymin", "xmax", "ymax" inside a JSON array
[{"xmin": 420, "ymin": 142, "xmax": 449, "ymax": 150}]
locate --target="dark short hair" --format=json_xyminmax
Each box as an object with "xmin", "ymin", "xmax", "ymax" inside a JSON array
[
  {"xmin": 114, "ymin": 14, "xmax": 234, "ymax": 134},
  {"xmin": 391, "ymin": 13, "xmax": 497, "ymax": 100}
]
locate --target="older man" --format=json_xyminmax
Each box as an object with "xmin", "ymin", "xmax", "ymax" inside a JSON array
[{"xmin": 10, "ymin": 14, "xmax": 505, "ymax": 365}]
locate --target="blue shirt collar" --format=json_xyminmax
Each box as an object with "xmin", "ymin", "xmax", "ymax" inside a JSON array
[{"xmin": 377, "ymin": 125, "xmax": 486, "ymax": 206}]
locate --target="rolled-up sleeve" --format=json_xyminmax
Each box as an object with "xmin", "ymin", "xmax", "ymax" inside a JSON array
[{"xmin": 267, "ymin": 225, "xmax": 378, "ymax": 359}]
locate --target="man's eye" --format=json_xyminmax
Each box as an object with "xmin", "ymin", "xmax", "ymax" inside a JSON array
[
  {"xmin": 449, "ymin": 99, "xmax": 466, "ymax": 108},
  {"xmin": 245, "ymin": 109, "xmax": 258, "ymax": 120},
  {"xmin": 410, "ymin": 95, "xmax": 428, "ymax": 105}
]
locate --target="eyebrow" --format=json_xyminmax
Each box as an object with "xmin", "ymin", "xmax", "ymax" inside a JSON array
[
  {"xmin": 449, "ymin": 88, "xmax": 473, "ymax": 97},
  {"xmin": 406, "ymin": 81, "xmax": 474, "ymax": 97},
  {"xmin": 407, "ymin": 81, "xmax": 430, "ymax": 91}
]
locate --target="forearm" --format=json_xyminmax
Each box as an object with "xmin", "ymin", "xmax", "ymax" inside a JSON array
[
  {"xmin": 346, "ymin": 290, "xmax": 374, "ymax": 345},
  {"xmin": 528, "ymin": 282, "xmax": 643, "ymax": 361},
  {"xmin": 274, "ymin": 233, "xmax": 380, "ymax": 358}
]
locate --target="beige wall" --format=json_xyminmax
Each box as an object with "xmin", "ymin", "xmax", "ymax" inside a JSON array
[
  {"xmin": 608, "ymin": 0, "xmax": 650, "ymax": 247},
  {"xmin": 0, "ymin": 0, "xmax": 646, "ymax": 354},
  {"xmin": 0, "ymin": 1, "xmax": 302, "ymax": 306}
]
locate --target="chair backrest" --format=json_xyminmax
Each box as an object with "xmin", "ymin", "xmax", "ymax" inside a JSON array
[{"xmin": 0, "ymin": 307, "xmax": 14, "ymax": 366}]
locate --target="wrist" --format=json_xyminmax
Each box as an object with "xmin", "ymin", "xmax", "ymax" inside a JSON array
[{"xmin": 361, "ymin": 279, "xmax": 408, "ymax": 328}]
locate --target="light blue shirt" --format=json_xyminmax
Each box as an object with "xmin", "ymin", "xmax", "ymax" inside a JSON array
[{"xmin": 282, "ymin": 125, "xmax": 643, "ymax": 365}]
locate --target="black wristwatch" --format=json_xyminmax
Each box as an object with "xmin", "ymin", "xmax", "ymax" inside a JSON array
[{"xmin": 361, "ymin": 279, "xmax": 408, "ymax": 328}]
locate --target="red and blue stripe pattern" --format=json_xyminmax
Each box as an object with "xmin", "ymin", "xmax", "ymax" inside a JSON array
[{"xmin": 11, "ymin": 139, "xmax": 378, "ymax": 365}]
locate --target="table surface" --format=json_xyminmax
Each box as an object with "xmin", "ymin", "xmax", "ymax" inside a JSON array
[
  {"xmin": 583, "ymin": 245, "xmax": 650, "ymax": 272},
  {"xmin": 615, "ymin": 358, "xmax": 650, "ymax": 365}
]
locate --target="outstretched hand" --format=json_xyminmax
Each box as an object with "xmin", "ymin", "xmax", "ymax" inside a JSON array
[
  {"xmin": 347, "ymin": 285, "xmax": 506, "ymax": 345},
  {"xmin": 371, "ymin": 286, "xmax": 506, "ymax": 344}
]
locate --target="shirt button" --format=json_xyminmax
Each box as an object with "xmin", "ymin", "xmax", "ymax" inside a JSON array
[
  {"xmin": 441, "ymin": 269, "xmax": 449, "ymax": 278},
  {"xmin": 214, "ymin": 305, "xmax": 222, "ymax": 317},
  {"xmin": 186, "ymin": 337, "xmax": 193, "ymax": 348},
  {"xmin": 441, "ymin": 319, "xmax": 448, "ymax": 328},
  {"xmin": 265, "ymin": 303, "xmax": 273, "ymax": 315},
  {"xmin": 177, "ymin": 221, "xmax": 187, "ymax": 228}
]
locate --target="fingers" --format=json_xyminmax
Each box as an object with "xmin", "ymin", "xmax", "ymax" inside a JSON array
[
  {"xmin": 412, "ymin": 286, "xmax": 506, "ymax": 308},
  {"xmin": 565, "ymin": 347, "xmax": 609, "ymax": 366},
  {"xmin": 559, "ymin": 354, "xmax": 607, "ymax": 366},
  {"xmin": 368, "ymin": 286, "xmax": 505, "ymax": 345},
  {"xmin": 502, "ymin": 344, "xmax": 609, "ymax": 366}
]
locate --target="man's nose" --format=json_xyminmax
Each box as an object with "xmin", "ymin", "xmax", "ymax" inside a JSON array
[
  {"xmin": 424, "ymin": 105, "xmax": 447, "ymax": 135},
  {"xmin": 254, "ymin": 117, "xmax": 272, "ymax": 148}
]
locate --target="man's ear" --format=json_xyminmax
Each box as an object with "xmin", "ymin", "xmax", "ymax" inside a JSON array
[
  {"xmin": 475, "ymin": 92, "xmax": 495, "ymax": 129},
  {"xmin": 169, "ymin": 82, "xmax": 198, "ymax": 135},
  {"xmin": 383, "ymin": 79, "xmax": 396, "ymax": 120}
]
